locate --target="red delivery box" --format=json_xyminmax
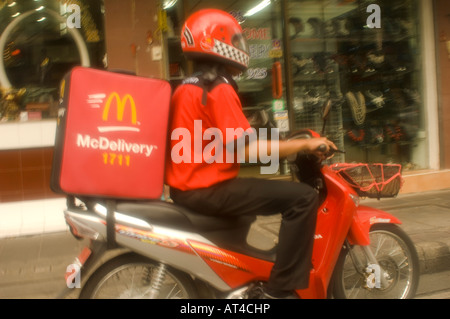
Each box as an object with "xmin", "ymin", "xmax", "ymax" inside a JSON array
[{"xmin": 51, "ymin": 67, "xmax": 171, "ymax": 199}]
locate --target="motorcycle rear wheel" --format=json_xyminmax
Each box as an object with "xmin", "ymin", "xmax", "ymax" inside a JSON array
[
  {"xmin": 332, "ymin": 224, "xmax": 420, "ymax": 299},
  {"xmin": 79, "ymin": 253, "xmax": 198, "ymax": 299}
]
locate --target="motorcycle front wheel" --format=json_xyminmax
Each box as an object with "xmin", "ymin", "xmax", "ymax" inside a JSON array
[
  {"xmin": 79, "ymin": 253, "xmax": 198, "ymax": 299},
  {"xmin": 332, "ymin": 224, "xmax": 420, "ymax": 299}
]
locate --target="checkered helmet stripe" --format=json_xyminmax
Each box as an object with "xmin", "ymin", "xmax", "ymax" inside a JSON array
[{"xmin": 213, "ymin": 39, "xmax": 249, "ymax": 68}]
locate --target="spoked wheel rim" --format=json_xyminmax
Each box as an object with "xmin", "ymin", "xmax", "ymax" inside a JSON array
[
  {"xmin": 89, "ymin": 262, "xmax": 191, "ymax": 299},
  {"xmin": 339, "ymin": 227, "xmax": 418, "ymax": 299}
]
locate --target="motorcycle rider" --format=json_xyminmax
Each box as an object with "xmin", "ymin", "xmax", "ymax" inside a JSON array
[{"xmin": 165, "ymin": 9, "xmax": 336, "ymax": 299}]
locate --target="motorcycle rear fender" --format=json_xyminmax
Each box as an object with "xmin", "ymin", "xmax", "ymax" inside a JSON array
[{"xmin": 347, "ymin": 205, "xmax": 402, "ymax": 246}]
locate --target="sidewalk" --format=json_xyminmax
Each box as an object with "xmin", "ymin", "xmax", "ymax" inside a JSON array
[
  {"xmin": 360, "ymin": 188, "xmax": 450, "ymax": 274},
  {"xmin": 0, "ymin": 188, "xmax": 449, "ymax": 298}
]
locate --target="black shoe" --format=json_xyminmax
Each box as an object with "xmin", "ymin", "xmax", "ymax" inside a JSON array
[{"xmin": 250, "ymin": 285, "xmax": 300, "ymax": 299}]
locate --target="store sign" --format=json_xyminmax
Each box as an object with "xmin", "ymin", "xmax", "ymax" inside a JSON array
[
  {"xmin": 229, "ymin": 10, "xmax": 246, "ymax": 24},
  {"xmin": 249, "ymin": 44, "xmax": 271, "ymax": 59},
  {"xmin": 269, "ymin": 49, "xmax": 283, "ymax": 58},
  {"xmin": 246, "ymin": 68, "xmax": 268, "ymax": 80},
  {"xmin": 243, "ymin": 28, "xmax": 271, "ymax": 40},
  {"xmin": 272, "ymin": 99, "xmax": 285, "ymax": 112},
  {"xmin": 274, "ymin": 110, "xmax": 290, "ymax": 133}
]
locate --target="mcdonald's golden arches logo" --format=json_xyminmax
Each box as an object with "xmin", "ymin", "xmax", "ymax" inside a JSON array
[
  {"xmin": 97, "ymin": 92, "xmax": 140, "ymax": 133},
  {"xmin": 103, "ymin": 92, "xmax": 137, "ymax": 124}
]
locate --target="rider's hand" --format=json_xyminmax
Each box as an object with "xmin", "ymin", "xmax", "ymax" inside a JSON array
[
  {"xmin": 306, "ymin": 137, "xmax": 337, "ymax": 160},
  {"xmin": 277, "ymin": 136, "xmax": 337, "ymax": 160}
]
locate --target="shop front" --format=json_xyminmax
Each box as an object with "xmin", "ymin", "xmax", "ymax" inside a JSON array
[
  {"xmin": 165, "ymin": 0, "xmax": 449, "ymax": 192},
  {"xmin": 0, "ymin": 0, "xmax": 448, "ymax": 237}
]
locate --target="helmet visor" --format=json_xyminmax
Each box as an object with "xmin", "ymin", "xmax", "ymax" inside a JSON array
[{"xmin": 232, "ymin": 33, "xmax": 249, "ymax": 55}]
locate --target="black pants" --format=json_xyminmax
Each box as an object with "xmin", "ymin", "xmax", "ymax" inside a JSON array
[{"xmin": 170, "ymin": 177, "xmax": 319, "ymax": 291}]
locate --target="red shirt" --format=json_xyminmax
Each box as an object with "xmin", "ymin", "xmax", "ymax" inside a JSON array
[{"xmin": 165, "ymin": 80, "xmax": 251, "ymax": 191}]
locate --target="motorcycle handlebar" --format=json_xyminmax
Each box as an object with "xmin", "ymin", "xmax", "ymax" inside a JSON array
[
  {"xmin": 287, "ymin": 130, "xmax": 344, "ymax": 160},
  {"xmin": 317, "ymin": 144, "xmax": 345, "ymax": 159},
  {"xmin": 317, "ymin": 144, "xmax": 328, "ymax": 153}
]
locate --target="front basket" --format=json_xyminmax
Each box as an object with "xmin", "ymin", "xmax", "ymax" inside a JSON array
[{"xmin": 331, "ymin": 163, "xmax": 403, "ymax": 199}]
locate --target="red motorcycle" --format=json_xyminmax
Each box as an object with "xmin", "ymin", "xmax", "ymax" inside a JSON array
[{"xmin": 59, "ymin": 121, "xmax": 419, "ymax": 299}]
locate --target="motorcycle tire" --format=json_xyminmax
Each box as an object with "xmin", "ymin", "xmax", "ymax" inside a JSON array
[
  {"xmin": 331, "ymin": 223, "xmax": 420, "ymax": 299},
  {"xmin": 79, "ymin": 253, "xmax": 198, "ymax": 299}
]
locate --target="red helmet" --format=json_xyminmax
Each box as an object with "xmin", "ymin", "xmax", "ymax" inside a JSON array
[{"xmin": 181, "ymin": 9, "xmax": 250, "ymax": 71}]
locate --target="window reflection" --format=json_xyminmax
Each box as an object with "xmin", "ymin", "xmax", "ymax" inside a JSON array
[{"xmin": 0, "ymin": 0, "xmax": 104, "ymax": 122}]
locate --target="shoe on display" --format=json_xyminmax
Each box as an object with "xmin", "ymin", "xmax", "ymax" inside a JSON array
[
  {"xmin": 289, "ymin": 17, "xmax": 304, "ymax": 39},
  {"xmin": 334, "ymin": 18, "xmax": 350, "ymax": 37},
  {"xmin": 307, "ymin": 17, "xmax": 323, "ymax": 38}
]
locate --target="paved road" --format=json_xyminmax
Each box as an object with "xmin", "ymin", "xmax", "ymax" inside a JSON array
[{"xmin": 1, "ymin": 188, "xmax": 449, "ymax": 299}]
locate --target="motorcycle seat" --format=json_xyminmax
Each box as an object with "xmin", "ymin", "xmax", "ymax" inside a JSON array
[{"xmin": 115, "ymin": 200, "xmax": 256, "ymax": 232}]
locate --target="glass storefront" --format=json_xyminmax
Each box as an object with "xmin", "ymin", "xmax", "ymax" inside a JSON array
[
  {"xmin": 285, "ymin": 0, "xmax": 424, "ymax": 169},
  {"xmin": 1, "ymin": 0, "xmax": 427, "ymax": 172},
  {"xmin": 0, "ymin": 0, "xmax": 105, "ymax": 122},
  {"xmin": 166, "ymin": 0, "xmax": 426, "ymax": 172}
]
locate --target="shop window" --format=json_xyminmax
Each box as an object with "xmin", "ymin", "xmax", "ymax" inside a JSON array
[
  {"xmin": 287, "ymin": 0, "xmax": 425, "ymax": 170},
  {"xmin": 165, "ymin": 0, "xmax": 426, "ymax": 173},
  {"xmin": 0, "ymin": 0, "xmax": 105, "ymax": 122}
]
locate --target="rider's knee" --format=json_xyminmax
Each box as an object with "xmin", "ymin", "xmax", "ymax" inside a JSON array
[
  {"xmin": 282, "ymin": 184, "xmax": 319, "ymax": 218},
  {"xmin": 296, "ymin": 184, "xmax": 319, "ymax": 206}
]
